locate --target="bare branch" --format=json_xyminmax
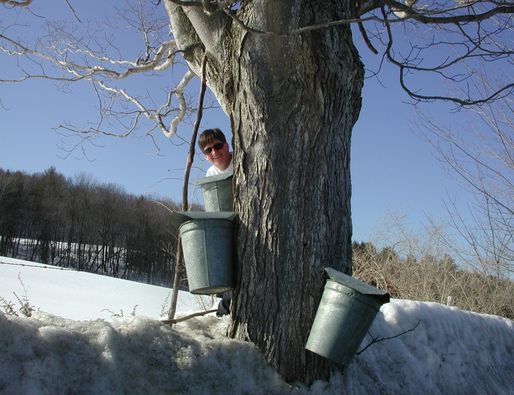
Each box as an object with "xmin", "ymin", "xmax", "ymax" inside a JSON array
[
  {"xmin": 356, "ymin": 320, "xmax": 421, "ymax": 355},
  {"xmin": 169, "ymin": 70, "xmax": 195, "ymax": 138},
  {"xmin": 168, "ymin": 1, "xmax": 514, "ymax": 107},
  {"xmin": 417, "ymin": 85, "xmax": 514, "ymax": 275},
  {"xmin": 168, "ymin": 55, "xmax": 208, "ymax": 322},
  {"xmin": 0, "ymin": 0, "xmax": 32, "ymax": 7},
  {"xmin": 358, "ymin": 20, "xmax": 379, "ymax": 55},
  {"xmin": 165, "ymin": 0, "xmax": 202, "ymax": 7},
  {"xmin": 0, "ymin": 31, "xmax": 179, "ymax": 80},
  {"xmin": 161, "ymin": 308, "xmax": 217, "ymax": 324},
  {"xmin": 378, "ymin": 4, "xmax": 514, "ymax": 106},
  {"xmin": 4, "ymin": 0, "xmax": 511, "ymax": 110},
  {"xmin": 381, "ymin": 0, "xmax": 514, "ymax": 24},
  {"xmin": 64, "ymin": 0, "xmax": 82, "ymax": 23}
]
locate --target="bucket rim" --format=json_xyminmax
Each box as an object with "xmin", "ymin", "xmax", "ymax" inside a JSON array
[
  {"xmin": 190, "ymin": 285, "xmax": 232, "ymax": 295},
  {"xmin": 324, "ymin": 267, "xmax": 390, "ymax": 303},
  {"xmin": 170, "ymin": 211, "xmax": 235, "ymax": 230},
  {"xmin": 193, "ymin": 173, "xmax": 233, "ymax": 186},
  {"xmin": 179, "ymin": 217, "xmax": 234, "ymax": 233},
  {"xmin": 324, "ymin": 280, "xmax": 387, "ymax": 310}
]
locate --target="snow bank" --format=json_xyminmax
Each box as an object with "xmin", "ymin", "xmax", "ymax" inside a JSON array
[
  {"xmin": 1, "ymin": 257, "xmax": 513, "ymax": 394},
  {"xmin": 0, "ymin": 313, "xmax": 288, "ymax": 394},
  {"xmin": 1, "ymin": 301, "xmax": 512, "ymax": 394}
]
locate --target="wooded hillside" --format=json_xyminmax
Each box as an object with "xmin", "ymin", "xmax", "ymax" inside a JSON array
[{"xmin": 0, "ymin": 167, "xmax": 179, "ymax": 286}]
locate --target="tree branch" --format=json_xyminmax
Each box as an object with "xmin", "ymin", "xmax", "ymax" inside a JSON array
[
  {"xmin": 162, "ymin": 308, "xmax": 217, "ymax": 324},
  {"xmin": 356, "ymin": 320, "xmax": 421, "ymax": 355},
  {"xmin": 182, "ymin": 55, "xmax": 207, "ymax": 209},
  {"xmin": 167, "ymin": 54, "xmax": 208, "ymax": 322},
  {"xmin": 381, "ymin": 0, "xmax": 514, "ymax": 25},
  {"xmin": 379, "ymin": 6, "xmax": 514, "ymax": 106},
  {"xmin": 0, "ymin": 0, "xmax": 32, "ymax": 7}
]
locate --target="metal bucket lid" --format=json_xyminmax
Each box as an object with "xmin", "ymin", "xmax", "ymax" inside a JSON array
[
  {"xmin": 170, "ymin": 211, "xmax": 235, "ymax": 231},
  {"xmin": 325, "ymin": 267, "xmax": 390, "ymax": 304},
  {"xmin": 193, "ymin": 173, "xmax": 233, "ymax": 187}
]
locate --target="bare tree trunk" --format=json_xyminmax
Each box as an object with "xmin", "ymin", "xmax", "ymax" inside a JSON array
[{"xmin": 168, "ymin": 0, "xmax": 363, "ymax": 382}]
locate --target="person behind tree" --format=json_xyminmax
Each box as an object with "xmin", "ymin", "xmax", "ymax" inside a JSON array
[
  {"xmin": 198, "ymin": 128, "xmax": 233, "ymax": 176},
  {"xmin": 198, "ymin": 128, "xmax": 233, "ymax": 316}
]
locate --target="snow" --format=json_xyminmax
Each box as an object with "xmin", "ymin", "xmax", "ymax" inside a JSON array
[
  {"xmin": 1, "ymin": 256, "xmax": 513, "ymax": 394},
  {"xmin": 0, "ymin": 257, "xmax": 211, "ymax": 321}
]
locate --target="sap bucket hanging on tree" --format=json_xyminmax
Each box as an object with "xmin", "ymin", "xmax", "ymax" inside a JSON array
[
  {"xmin": 305, "ymin": 267, "xmax": 390, "ymax": 366},
  {"xmin": 194, "ymin": 173, "xmax": 233, "ymax": 212},
  {"xmin": 170, "ymin": 211, "xmax": 235, "ymax": 295}
]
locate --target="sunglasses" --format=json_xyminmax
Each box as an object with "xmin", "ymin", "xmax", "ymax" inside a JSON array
[{"xmin": 203, "ymin": 142, "xmax": 224, "ymax": 154}]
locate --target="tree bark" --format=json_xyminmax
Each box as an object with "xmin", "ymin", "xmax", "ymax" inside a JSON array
[{"xmin": 167, "ymin": 0, "xmax": 364, "ymax": 383}]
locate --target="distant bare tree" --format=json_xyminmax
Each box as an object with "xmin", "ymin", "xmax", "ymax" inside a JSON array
[{"xmin": 420, "ymin": 89, "xmax": 513, "ymax": 277}]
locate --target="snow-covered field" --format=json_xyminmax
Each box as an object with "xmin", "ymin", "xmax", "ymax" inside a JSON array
[
  {"xmin": 0, "ymin": 257, "xmax": 208, "ymax": 321},
  {"xmin": 1, "ymin": 256, "xmax": 513, "ymax": 394}
]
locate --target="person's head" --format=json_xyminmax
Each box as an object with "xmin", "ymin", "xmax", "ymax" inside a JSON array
[{"xmin": 198, "ymin": 128, "xmax": 232, "ymax": 170}]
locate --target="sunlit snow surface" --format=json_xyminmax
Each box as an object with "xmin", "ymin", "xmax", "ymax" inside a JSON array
[{"xmin": 1, "ymin": 257, "xmax": 513, "ymax": 394}]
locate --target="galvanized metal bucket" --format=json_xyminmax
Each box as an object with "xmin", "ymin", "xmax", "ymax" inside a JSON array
[
  {"xmin": 171, "ymin": 211, "xmax": 235, "ymax": 295},
  {"xmin": 194, "ymin": 173, "xmax": 233, "ymax": 212},
  {"xmin": 305, "ymin": 267, "xmax": 390, "ymax": 366}
]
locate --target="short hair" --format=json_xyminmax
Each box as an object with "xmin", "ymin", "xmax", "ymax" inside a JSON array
[{"xmin": 198, "ymin": 128, "xmax": 227, "ymax": 150}]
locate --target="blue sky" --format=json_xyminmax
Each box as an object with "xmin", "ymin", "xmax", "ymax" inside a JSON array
[{"xmin": 0, "ymin": 2, "xmax": 471, "ymax": 243}]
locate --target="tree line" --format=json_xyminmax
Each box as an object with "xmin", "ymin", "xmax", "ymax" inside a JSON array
[
  {"xmin": 352, "ymin": 241, "xmax": 513, "ymax": 320},
  {"xmin": 0, "ymin": 167, "xmax": 180, "ymax": 286}
]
